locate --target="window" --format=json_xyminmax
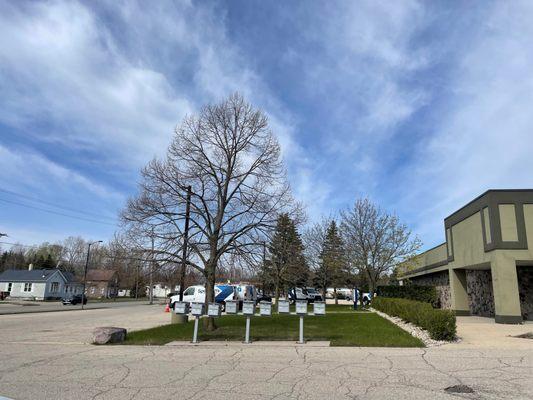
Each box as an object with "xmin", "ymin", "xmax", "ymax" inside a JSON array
[
  {"xmin": 101, "ymin": 288, "xmax": 105, "ymax": 294},
  {"xmin": 183, "ymin": 287, "xmax": 195, "ymax": 296},
  {"xmin": 23, "ymin": 282, "xmax": 33, "ymax": 292},
  {"xmin": 7, "ymin": 282, "xmax": 12, "ymax": 292},
  {"xmin": 90, "ymin": 287, "xmax": 95, "ymax": 294},
  {"xmin": 51, "ymin": 282, "xmax": 59, "ymax": 293}
]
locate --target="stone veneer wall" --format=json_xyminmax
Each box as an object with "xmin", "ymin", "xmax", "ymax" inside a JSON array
[
  {"xmin": 517, "ymin": 267, "xmax": 533, "ymax": 321},
  {"xmin": 466, "ymin": 270, "xmax": 494, "ymax": 317},
  {"xmin": 410, "ymin": 270, "xmax": 451, "ymax": 309}
]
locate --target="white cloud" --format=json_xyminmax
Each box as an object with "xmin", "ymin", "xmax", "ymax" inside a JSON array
[
  {"xmin": 395, "ymin": 1, "xmax": 533, "ymax": 247},
  {"xmin": 0, "ymin": 144, "xmax": 123, "ymax": 202}
]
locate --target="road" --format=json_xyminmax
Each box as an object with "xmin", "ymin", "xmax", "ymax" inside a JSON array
[
  {"xmin": 0, "ymin": 299, "xmax": 162, "ymax": 315},
  {"xmin": 1, "ymin": 305, "xmax": 532, "ymax": 399}
]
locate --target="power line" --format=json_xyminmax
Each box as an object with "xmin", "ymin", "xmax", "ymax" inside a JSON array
[
  {"xmin": 0, "ymin": 188, "xmax": 117, "ymax": 221},
  {"xmin": 0, "ymin": 241, "xmax": 40, "ymax": 248},
  {"xmin": 0, "ymin": 198, "xmax": 117, "ymax": 226}
]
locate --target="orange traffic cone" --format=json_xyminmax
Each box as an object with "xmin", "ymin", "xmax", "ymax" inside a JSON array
[{"xmin": 165, "ymin": 304, "xmax": 170, "ymax": 313}]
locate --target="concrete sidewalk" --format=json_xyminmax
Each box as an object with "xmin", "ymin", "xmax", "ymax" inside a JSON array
[{"xmin": 447, "ymin": 316, "xmax": 533, "ymax": 349}]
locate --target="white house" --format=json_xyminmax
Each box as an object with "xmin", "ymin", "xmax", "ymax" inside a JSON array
[
  {"xmin": 0, "ymin": 268, "xmax": 82, "ymax": 300},
  {"xmin": 147, "ymin": 283, "xmax": 180, "ymax": 298}
]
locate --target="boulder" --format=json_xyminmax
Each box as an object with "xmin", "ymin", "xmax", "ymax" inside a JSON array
[{"xmin": 93, "ymin": 327, "xmax": 127, "ymax": 345}]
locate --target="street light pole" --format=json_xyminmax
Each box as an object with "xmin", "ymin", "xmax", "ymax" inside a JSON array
[
  {"xmin": 179, "ymin": 185, "xmax": 192, "ymax": 302},
  {"xmin": 82, "ymin": 240, "xmax": 102, "ymax": 310}
]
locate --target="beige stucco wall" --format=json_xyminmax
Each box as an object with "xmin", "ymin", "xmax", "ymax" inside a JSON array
[
  {"xmin": 499, "ymin": 204, "xmax": 519, "ymax": 242},
  {"xmin": 448, "ymin": 211, "xmax": 490, "ymax": 268}
]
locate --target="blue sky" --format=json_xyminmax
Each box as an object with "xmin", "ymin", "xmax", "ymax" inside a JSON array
[{"xmin": 1, "ymin": 0, "xmax": 533, "ymax": 250}]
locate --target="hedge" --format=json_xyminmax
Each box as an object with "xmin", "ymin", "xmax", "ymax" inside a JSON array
[
  {"xmin": 372, "ymin": 297, "xmax": 456, "ymax": 341},
  {"xmin": 376, "ymin": 285, "xmax": 438, "ymax": 307}
]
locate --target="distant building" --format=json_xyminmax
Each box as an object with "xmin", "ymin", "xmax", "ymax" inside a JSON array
[
  {"xmin": 0, "ymin": 267, "xmax": 82, "ymax": 300},
  {"xmin": 400, "ymin": 190, "xmax": 533, "ymax": 323},
  {"xmin": 147, "ymin": 283, "xmax": 180, "ymax": 298},
  {"xmin": 85, "ymin": 269, "xmax": 119, "ymax": 298}
]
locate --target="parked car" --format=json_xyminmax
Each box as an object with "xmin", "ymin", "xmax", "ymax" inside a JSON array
[
  {"xmin": 255, "ymin": 290, "xmax": 272, "ymax": 304},
  {"xmin": 288, "ymin": 287, "xmax": 309, "ymax": 304},
  {"xmin": 62, "ymin": 294, "xmax": 87, "ymax": 305},
  {"xmin": 305, "ymin": 287, "xmax": 323, "ymax": 303}
]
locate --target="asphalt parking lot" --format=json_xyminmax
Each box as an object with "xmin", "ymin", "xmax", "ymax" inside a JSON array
[
  {"xmin": 0, "ymin": 299, "xmax": 159, "ymax": 315},
  {"xmin": 1, "ymin": 304, "xmax": 532, "ymax": 399}
]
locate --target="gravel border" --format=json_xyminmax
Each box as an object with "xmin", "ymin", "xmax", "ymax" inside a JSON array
[{"xmin": 370, "ymin": 307, "xmax": 458, "ymax": 347}]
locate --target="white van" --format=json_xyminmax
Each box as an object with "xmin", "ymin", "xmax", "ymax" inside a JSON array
[
  {"xmin": 234, "ymin": 284, "xmax": 257, "ymax": 303},
  {"xmin": 169, "ymin": 284, "xmax": 236, "ymax": 311}
]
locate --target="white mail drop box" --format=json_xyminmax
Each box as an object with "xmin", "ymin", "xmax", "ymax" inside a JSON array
[
  {"xmin": 277, "ymin": 299, "xmax": 290, "ymax": 314},
  {"xmin": 313, "ymin": 301, "xmax": 326, "ymax": 315},
  {"xmin": 295, "ymin": 300, "xmax": 308, "ymax": 315},
  {"xmin": 208, "ymin": 303, "xmax": 221, "ymax": 317},
  {"xmin": 225, "ymin": 300, "xmax": 238, "ymax": 314},
  {"xmin": 259, "ymin": 301, "xmax": 272, "ymax": 316},
  {"xmin": 191, "ymin": 302, "xmax": 204, "ymax": 316},
  {"xmin": 242, "ymin": 301, "xmax": 255, "ymax": 315},
  {"xmin": 174, "ymin": 301, "xmax": 190, "ymax": 315}
]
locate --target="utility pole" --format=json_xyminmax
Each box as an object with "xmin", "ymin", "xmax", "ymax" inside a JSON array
[
  {"xmin": 179, "ymin": 185, "xmax": 192, "ymax": 301},
  {"xmin": 82, "ymin": 240, "xmax": 102, "ymax": 310},
  {"xmin": 149, "ymin": 227, "xmax": 154, "ymax": 305},
  {"xmin": 262, "ymin": 241, "xmax": 266, "ymax": 295}
]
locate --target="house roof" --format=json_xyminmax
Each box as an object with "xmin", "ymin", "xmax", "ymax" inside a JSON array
[
  {"xmin": 0, "ymin": 269, "xmax": 78, "ymax": 283},
  {"xmin": 86, "ymin": 269, "xmax": 117, "ymax": 282}
]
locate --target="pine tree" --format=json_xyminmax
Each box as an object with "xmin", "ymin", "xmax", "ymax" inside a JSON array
[
  {"xmin": 317, "ymin": 220, "xmax": 346, "ymax": 303},
  {"xmin": 267, "ymin": 213, "xmax": 309, "ymax": 302}
]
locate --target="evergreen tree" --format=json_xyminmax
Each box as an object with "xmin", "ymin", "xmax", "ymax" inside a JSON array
[
  {"xmin": 267, "ymin": 213, "xmax": 309, "ymax": 301},
  {"xmin": 317, "ymin": 220, "xmax": 346, "ymax": 303}
]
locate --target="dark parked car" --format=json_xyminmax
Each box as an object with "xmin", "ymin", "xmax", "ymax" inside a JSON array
[{"xmin": 62, "ymin": 294, "xmax": 87, "ymax": 305}]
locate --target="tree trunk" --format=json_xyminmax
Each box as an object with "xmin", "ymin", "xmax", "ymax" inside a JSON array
[
  {"xmin": 334, "ymin": 287, "xmax": 338, "ymax": 305},
  {"xmin": 203, "ymin": 264, "xmax": 217, "ymax": 331},
  {"xmin": 274, "ymin": 277, "xmax": 280, "ymax": 304}
]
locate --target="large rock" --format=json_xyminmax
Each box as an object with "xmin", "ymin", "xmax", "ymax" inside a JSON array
[{"xmin": 93, "ymin": 327, "xmax": 127, "ymax": 344}]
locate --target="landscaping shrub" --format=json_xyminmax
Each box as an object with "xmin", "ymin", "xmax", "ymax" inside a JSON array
[
  {"xmin": 372, "ymin": 297, "xmax": 456, "ymax": 341},
  {"xmin": 376, "ymin": 285, "xmax": 438, "ymax": 307}
]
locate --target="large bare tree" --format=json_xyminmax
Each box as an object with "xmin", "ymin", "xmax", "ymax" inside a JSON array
[
  {"xmin": 122, "ymin": 93, "xmax": 295, "ymax": 330},
  {"xmin": 340, "ymin": 198, "xmax": 421, "ymax": 294}
]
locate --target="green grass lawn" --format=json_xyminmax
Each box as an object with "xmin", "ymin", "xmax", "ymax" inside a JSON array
[{"xmin": 124, "ymin": 311, "xmax": 423, "ymax": 347}]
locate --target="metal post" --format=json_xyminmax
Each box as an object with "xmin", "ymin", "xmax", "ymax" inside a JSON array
[
  {"xmin": 179, "ymin": 186, "xmax": 192, "ymax": 301},
  {"xmin": 149, "ymin": 228, "xmax": 154, "ymax": 305},
  {"xmin": 298, "ymin": 315, "xmax": 304, "ymax": 344},
  {"xmin": 244, "ymin": 315, "xmax": 251, "ymax": 344},
  {"xmin": 192, "ymin": 316, "xmax": 200, "ymax": 344},
  {"xmin": 81, "ymin": 243, "xmax": 92, "ymax": 310},
  {"xmin": 81, "ymin": 240, "xmax": 101, "ymax": 310}
]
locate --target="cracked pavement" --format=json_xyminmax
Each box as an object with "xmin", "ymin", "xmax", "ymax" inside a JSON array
[{"xmin": 1, "ymin": 305, "xmax": 532, "ymax": 399}]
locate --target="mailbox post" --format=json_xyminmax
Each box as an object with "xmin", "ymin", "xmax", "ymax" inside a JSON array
[
  {"xmin": 190, "ymin": 302, "xmax": 204, "ymax": 344},
  {"xmin": 225, "ymin": 300, "xmax": 238, "ymax": 314},
  {"xmin": 277, "ymin": 299, "xmax": 290, "ymax": 314},
  {"xmin": 313, "ymin": 301, "xmax": 326, "ymax": 316},
  {"xmin": 295, "ymin": 300, "xmax": 308, "ymax": 344},
  {"xmin": 242, "ymin": 301, "xmax": 255, "ymax": 344},
  {"xmin": 259, "ymin": 301, "xmax": 272, "ymax": 317}
]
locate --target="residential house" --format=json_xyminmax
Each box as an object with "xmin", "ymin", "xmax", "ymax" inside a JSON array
[
  {"xmin": 85, "ymin": 269, "xmax": 119, "ymax": 298},
  {"xmin": 0, "ymin": 267, "xmax": 82, "ymax": 300}
]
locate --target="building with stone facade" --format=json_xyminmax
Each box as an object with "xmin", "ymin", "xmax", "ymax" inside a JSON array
[{"xmin": 400, "ymin": 190, "xmax": 533, "ymax": 324}]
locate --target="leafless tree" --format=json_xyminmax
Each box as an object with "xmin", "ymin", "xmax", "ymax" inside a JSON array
[
  {"xmin": 122, "ymin": 93, "xmax": 296, "ymax": 330},
  {"xmin": 340, "ymin": 198, "xmax": 421, "ymax": 294},
  {"xmin": 59, "ymin": 236, "xmax": 87, "ymax": 274}
]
